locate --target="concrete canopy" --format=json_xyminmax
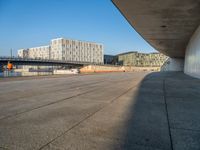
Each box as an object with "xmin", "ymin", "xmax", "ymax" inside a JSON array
[{"xmin": 112, "ymin": 0, "xmax": 200, "ymax": 58}]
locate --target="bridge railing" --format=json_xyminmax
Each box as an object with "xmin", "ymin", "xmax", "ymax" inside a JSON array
[{"xmin": 0, "ymin": 56, "xmax": 103, "ymax": 65}]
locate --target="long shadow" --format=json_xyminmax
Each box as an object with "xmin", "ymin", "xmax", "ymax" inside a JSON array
[{"xmin": 112, "ymin": 71, "xmax": 196, "ymax": 150}]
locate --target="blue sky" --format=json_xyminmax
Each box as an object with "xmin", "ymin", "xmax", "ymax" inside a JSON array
[{"xmin": 0, "ymin": 0, "xmax": 156, "ymax": 56}]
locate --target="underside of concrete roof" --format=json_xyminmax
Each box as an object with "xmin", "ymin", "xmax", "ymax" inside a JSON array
[{"xmin": 112, "ymin": 0, "xmax": 200, "ymax": 58}]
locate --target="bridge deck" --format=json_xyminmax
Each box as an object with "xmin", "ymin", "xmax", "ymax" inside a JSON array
[{"xmin": 0, "ymin": 57, "xmax": 94, "ymax": 66}]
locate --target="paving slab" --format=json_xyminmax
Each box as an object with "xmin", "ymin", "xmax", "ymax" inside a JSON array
[
  {"xmin": 0, "ymin": 72, "xmax": 200, "ymax": 150},
  {"xmin": 171, "ymin": 129, "xmax": 200, "ymax": 150},
  {"xmin": 167, "ymin": 97, "xmax": 200, "ymax": 131}
]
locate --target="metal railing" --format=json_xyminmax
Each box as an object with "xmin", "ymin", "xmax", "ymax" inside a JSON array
[{"xmin": 0, "ymin": 56, "xmax": 103, "ymax": 65}]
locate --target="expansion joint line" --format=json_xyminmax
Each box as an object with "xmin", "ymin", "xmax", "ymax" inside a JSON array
[
  {"xmin": 38, "ymin": 82, "xmax": 139, "ymax": 150},
  {"xmin": 163, "ymin": 79, "xmax": 174, "ymax": 150},
  {"xmin": 0, "ymin": 89, "xmax": 96, "ymax": 121}
]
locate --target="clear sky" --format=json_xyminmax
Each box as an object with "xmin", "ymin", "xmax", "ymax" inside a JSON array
[{"xmin": 0, "ymin": 0, "xmax": 156, "ymax": 56}]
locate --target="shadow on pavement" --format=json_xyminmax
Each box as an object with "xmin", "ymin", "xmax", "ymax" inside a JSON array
[{"xmin": 112, "ymin": 72, "xmax": 200, "ymax": 150}]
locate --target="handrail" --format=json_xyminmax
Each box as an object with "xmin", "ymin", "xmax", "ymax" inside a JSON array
[{"xmin": 0, "ymin": 56, "xmax": 104, "ymax": 65}]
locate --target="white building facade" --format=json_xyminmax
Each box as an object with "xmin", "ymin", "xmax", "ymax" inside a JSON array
[
  {"xmin": 50, "ymin": 38, "xmax": 103, "ymax": 63},
  {"xmin": 18, "ymin": 38, "xmax": 104, "ymax": 64},
  {"xmin": 18, "ymin": 49, "xmax": 29, "ymax": 58},
  {"xmin": 28, "ymin": 46, "xmax": 50, "ymax": 59}
]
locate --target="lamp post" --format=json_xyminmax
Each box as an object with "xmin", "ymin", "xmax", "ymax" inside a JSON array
[{"xmin": 10, "ymin": 48, "xmax": 13, "ymax": 60}]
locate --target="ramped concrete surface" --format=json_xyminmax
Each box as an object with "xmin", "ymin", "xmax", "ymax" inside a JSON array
[{"xmin": 0, "ymin": 72, "xmax": 200, "ymax": 150}]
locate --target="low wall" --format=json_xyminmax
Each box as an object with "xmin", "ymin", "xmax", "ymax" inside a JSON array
[
  {"xmin": 161, "ymin": 58, "xmax": 184, "ymax": 71},
  {"xmin": 53, "ymin": 69, "xmax": 78, "ymax": 74},
  {"xmin": 80, "ymin": 65, "xmax": 160, "ymax": 73}
]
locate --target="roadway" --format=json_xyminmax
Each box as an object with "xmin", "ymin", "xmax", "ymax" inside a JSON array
[{"xmin": 0, "ymin": 72, "xmax": 200, "ymax": 150}]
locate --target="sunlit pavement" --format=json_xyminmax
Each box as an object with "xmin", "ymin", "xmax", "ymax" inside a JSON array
[{"xmin": 0, "ymin": 72, "xmax": 200, "ymax": 150}]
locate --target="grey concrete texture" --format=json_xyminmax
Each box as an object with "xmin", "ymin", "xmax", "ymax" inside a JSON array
[
  {"xmin": 0, "ymin": 72, "xmax": 200, "ymax": 150},
  {"xmin": 112, "ymin": 0, "xmax": 200, "ymax": 57}
]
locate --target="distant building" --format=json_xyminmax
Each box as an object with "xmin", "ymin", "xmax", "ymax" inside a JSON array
[
  {"xmin": 117, "ymin": 51, "xmax": 168, "ymax": 67},
  {"xmin": 50, "ymin": 38, "xmax": 103, "ymax": 64},
  {"xmin": 18, "ymin": 38, "xmax": 104, "ymax": 64},
  {"xmin": 28, "ymin": 46, "xmax": 50, "ymax": 60},
  {"xmin": 104, "ymin": 55, "xmax": 114, "ymax": 64},
  {"xmin": 18, "ymin": 49, "xmax": 29, "ymax": 58}
]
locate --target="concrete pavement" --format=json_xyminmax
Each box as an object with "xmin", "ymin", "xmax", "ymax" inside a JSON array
[{"xmin": 0, "ymin": 72, "xmax": 200, "ymax": 150}]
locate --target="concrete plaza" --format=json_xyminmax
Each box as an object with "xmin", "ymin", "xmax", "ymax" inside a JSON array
[{"xmin": 0, "ymin": 72, "xmax": 200, "ymax": 150}]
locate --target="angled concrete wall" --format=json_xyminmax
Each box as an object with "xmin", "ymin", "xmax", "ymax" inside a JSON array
[
  {"xmin": 184, "ymin": 25, "xmax": 200, "ymax": 79},
  {"xmin": 161, "ymin": 58, "xmax": 184, "ymax": 71}
]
